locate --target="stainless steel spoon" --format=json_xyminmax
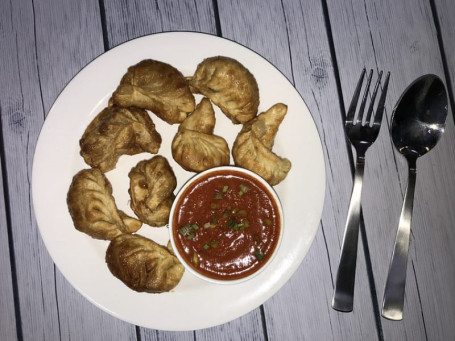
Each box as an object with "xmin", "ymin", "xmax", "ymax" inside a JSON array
[{"xmin": 382, "ymin": 74, "xmax": 448, "ymax": 321}]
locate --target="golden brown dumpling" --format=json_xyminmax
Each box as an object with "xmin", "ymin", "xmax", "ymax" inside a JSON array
[
  {"xmin": 188, "ymin": 56, "xmax": 259, "ymax": 124},
  {"xmin": 106, "ymin": 234, "xmax": 184, "ymax": 293},
  {"xmin": 67, "ymin": 168, "xmax": 142, "ymax": 240},
  {"xmin": 80, "ymin": 106, "xmax": 161, "ymax": 172},
  {"xmin": 128, "ymin": 156, "xmax": 177, "ymax": 226},
  {"xmin": 166, "ymin": 241, "xmax": 175, "ymax": 255},
  {"xmin": 172, "ymin": 98, "xmax": 230, "ymax": 172},
  {"xmin": 112, "ymin": 59, "xmax": 195, "ymax": 124},
  {"xmin": 232, "ymin": 103, "xmax": 292, "ymax": 185}
]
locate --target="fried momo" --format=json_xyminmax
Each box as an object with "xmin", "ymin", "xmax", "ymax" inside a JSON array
[
  {"xmin": 129, "ymin": 156, "xmax": 177, "ymax": 226},
  {"xmin": 232, "ymin": 103, "xmax": 292, "ymax": 185},
  {"xmin": 112, "ymin": 59, "xmax": 195, "ymax": 124},
  {"xmin": 172, "ymin": 98, "xmax": 230, "ymax": 172},
  {"xmin": 80, "ymin": 106, "xmax": 161, "ymax": 172},
  {"xmin": 188, "ymin": 56, "xmax": 259, "ymax": 124},
  {"xmin": 106, "ymin": 234, "xmax": 184, "ymax": 293},
  {"xmin": 67, "ymin": 168, "xmax": 142, "ymax": 240}
]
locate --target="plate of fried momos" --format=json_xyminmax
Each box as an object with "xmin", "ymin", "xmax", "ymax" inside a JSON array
[{"xmin": 32, "ymin": 32, "xmax": 325, "ymax": 331}]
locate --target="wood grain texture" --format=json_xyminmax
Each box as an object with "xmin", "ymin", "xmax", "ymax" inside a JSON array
[
  {"xmin": 217, "ymin": 0, "xmax": 380, "ymax": 339},
  {"xmin": 326, "ymin": 0, "xmax": 455, "ymax": 339},
  {"xmin": 434, "ymin": 0, "xmax": 455, "ymax": 115},
  {"xmin": 0, "ymin": 0, "xmax": 60, "ymax": 339},
  {"xmin": 103, "ymin": 0, "xmax": 217, "ymax": 48},
  {"xmin": 0, "ymin": 0, "xmax": 135, "ymax": 340},
  {"xmin": 33, "ymin": 0, "xmax": 105, "ymax": 113},
  {"xmin": 0, "ymin": 158, "xmax": 17, "ymax": 341}
]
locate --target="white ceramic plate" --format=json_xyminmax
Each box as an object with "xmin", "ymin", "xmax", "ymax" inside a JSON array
[{"xmin": 32, "ymin": 32, "xmax": 325, "ymax": 331}]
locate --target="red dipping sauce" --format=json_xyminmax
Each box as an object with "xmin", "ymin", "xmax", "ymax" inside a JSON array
[{"xmin": 170, "ymin": 167, "xmax": 282, "ymax": 282}]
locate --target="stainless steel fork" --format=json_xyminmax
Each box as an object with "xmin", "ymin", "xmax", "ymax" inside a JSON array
[{"xmin": 332, "ymin": 68, "xmax": 390, "ymax": 312}]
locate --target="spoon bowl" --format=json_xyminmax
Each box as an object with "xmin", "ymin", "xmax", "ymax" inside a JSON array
[
  {"xmin": 391, "ymin": 74, "xmax": 447, "ymax": 158},
  {"xmin": 382, "ymin": 74, "xmax": 448, "ymax": 320}
]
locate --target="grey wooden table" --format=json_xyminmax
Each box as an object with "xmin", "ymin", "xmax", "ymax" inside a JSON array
[{"xmin": 2, "ymin": 0, "xmax": 455, "ymax": 340}]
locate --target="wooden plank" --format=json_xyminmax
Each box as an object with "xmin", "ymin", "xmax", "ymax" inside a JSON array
[
  {"xmin": 103, "ymin": 0, "xmax": 217, "ymax": 48},
  {"xmin": 0, "ymin": 0, "xmax": 60, "ymax": 339},
  {"xmin": 418, "ymin": 1, "xmax": 455, "ymax": 339},
  {"xmin": 0, "ymin": 0, "xmax": 136, "ymax": 340},
  {"xmin": 0, "ymin": 157, "xmax": 17, "ymax": 341},
  {"xmin": 217, "ymin": 0, "xmax": 380, "ymax": 339},
  {"xmin": 326, "ymin": 0, "xmax": 455, "ymax": 339},
  {"xmin": 434, "ymin": 0, "xmax": 455, "ymax": 114}
]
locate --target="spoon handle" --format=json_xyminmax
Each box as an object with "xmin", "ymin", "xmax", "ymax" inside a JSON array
[
  {"xmin": 332, "ymin": 156, "xmax": 365, "ymax": 312},
  {"xmin": 382, "ymin": 161, "xmax": 417, "ymax": 320}
]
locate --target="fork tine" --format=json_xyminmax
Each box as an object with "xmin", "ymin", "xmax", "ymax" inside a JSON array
[
  {"xmin": 364, "ymin": 71, "xmax": 383, "ymax": 123},
  {"xmin": 356, "ymin": 69, "xmax": 374, "ymax": 124},
  {"xmin": 373, "ymin": 71, "xmax": 391, "ymax": 126},
  {"xmin": 346, "ymin": 68, "xmax": 367, "ymax": 124}
]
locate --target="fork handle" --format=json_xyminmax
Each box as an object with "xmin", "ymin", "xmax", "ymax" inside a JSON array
[
  {"xmin": 382, "ymin": 161, "xmax": 417, "ymax": 320},
  {"xmin": 332, "ymin": 156, "xmax": 365, "ymax": 312}
]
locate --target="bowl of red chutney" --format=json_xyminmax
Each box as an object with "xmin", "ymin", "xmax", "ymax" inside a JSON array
[{"xmin": 169, "ymin": 166, "xmax": 283, "ymax": 284}]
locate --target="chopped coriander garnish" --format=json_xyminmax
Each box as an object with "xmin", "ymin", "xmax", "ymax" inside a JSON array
[
  {"xmin": 228, "ymin": 218, "xmax": 237, "ymax": 229},
  {"xmin": 203, "ymin": 243, "xmax": 210, "ymax": 250},
  {"xmin": 239, "ymin": 184, "xmax": 250, "ymax": 193},
  {"xmin": 254, "ymin": 249, "xmax": 264, "ymax": 261},
  {"xmin": 214, "ymin": 191, "xmax": 223, "ymax": 200},
  {"xmin": 179, "ymin": 223, "xmax": 192, "ymax": 237},
  {"xmin": 222, "ymin": 185, "xmax": 229, "ymax": 192},
  {"xmin": 178, "ymin": 223, "xmax": 199, "ymax": 240}
]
